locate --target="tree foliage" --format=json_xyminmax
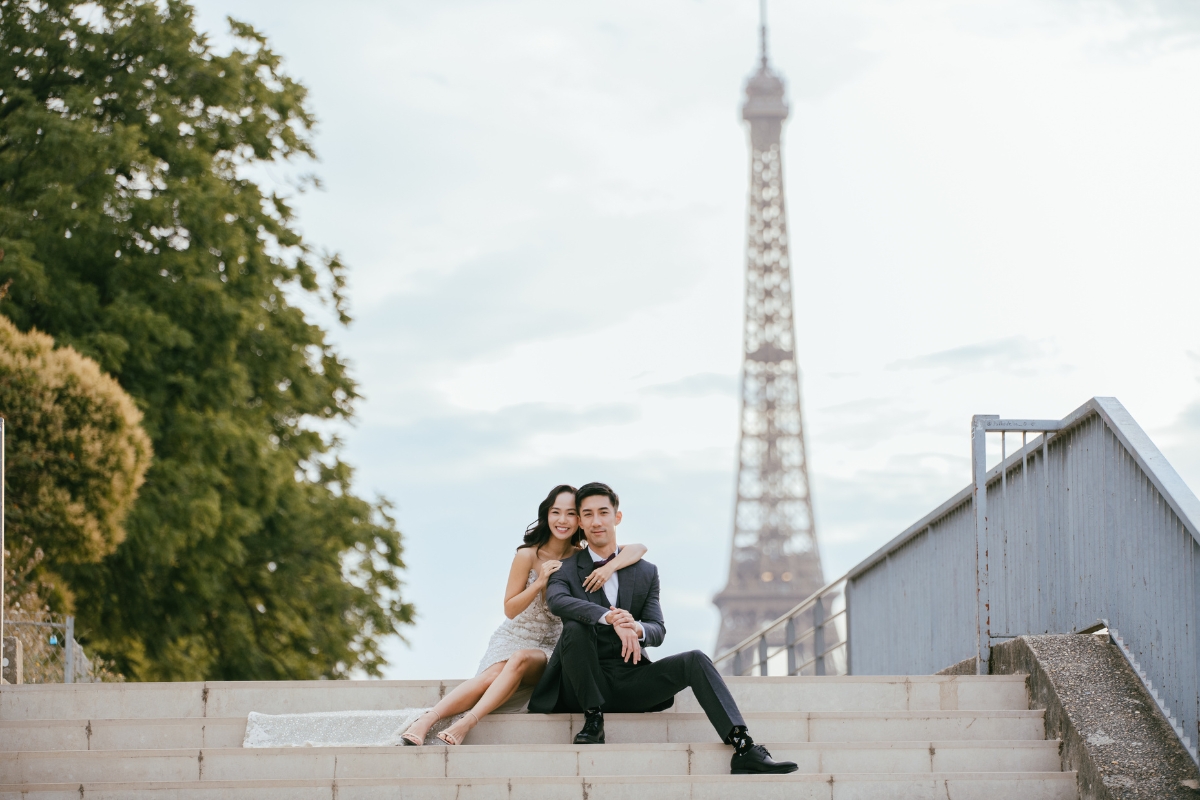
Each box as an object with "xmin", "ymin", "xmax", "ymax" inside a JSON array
[
  {"xmin": 0, "ymin": 0, "xmax": 413, "ymax": 679},
  {"xmin": 0, "ymin": 313, "xmax": 151, "ymax": 609}
]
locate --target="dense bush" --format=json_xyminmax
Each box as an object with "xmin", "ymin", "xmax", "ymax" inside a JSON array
[{"xmin": 0, "ymin": 314, "xmax": 151, "ymax": 607}]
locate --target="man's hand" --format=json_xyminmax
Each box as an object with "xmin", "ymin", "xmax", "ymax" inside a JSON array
[
  {"xmin": 615, "ymin": 622, "xmax": 642, "ymax": 664},
  {"xmin": 606, "ymin": 606, "xmax": 635, "ymax": 627},
  {"xmin": 608, "ymin": 607, "xmax": 643, "ymax": 639}
]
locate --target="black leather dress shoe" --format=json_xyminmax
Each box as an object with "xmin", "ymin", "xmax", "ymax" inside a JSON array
[
  {"xmin": 573, "ymin": 710, "xmax": 605, "ymax": 744},
  {"xmin": 730, "ymin": 744, "xmax": 798, "ymax": 774}
]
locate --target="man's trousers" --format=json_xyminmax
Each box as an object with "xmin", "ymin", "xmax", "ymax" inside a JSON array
[{"xmin": 551, "ymin": 620, "xmax": 745, "ymax": 739}]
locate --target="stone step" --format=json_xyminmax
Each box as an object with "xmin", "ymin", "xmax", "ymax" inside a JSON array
[
  {"xmin": 0, "ymin": 740, "xmax": 1063, "ymax": 784},
  {"xmin": 0, "ymin": 710, "xmax": 1047, "ymax": 751},
  {"xmin": 0, "ymin": 675, "xmax": 1029, "ymax": 721},
  {"xmin": 0, "ymin": 772, "xmax": 1080, "ymax": 800}
]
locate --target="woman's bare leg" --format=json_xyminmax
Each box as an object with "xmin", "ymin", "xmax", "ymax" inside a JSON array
[
  {"xmin": 438, "ymin": 650, "xmax": 547, "ymax": 744},
  {"xmin": 402, "ymin": 662, "xmax": 504, "ymax": 743}
]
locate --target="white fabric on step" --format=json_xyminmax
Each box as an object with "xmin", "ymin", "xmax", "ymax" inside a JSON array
[
  {"xmin": 243, "ymin": 708, "xmax": 438, "ymax": 748},
  {"xmin": 241, "ymin": 689, "xmax": 533, "ymax": 748}
]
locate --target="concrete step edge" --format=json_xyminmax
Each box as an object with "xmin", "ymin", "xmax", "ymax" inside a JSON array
[
  {"xmin": 0, "ymin": 709, "xmax": 1046, "ymax": 727},
  {"xmin": 0, "ymin": 739, "xmax": 1063, "ymax": 759},
  {"xmin": 0, "ymin": 771, "xmax": 1080, "ymax": 792},
  {"xmin": 0, "ymin": 675, "xmax": 1030, "ymax": 692}
]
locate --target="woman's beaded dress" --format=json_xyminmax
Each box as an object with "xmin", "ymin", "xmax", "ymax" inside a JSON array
[{"xmin": 475, "ymin": 568, "xmax": 562, "ymax": 675}]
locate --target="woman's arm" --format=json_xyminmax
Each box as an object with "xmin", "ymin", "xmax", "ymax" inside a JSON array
[
  {"xmin": 503, "ymin": 549, "xmax": 561, "ymax": 619},
  {"xmin": 582, "ymin": 543, "xmax": 648, "ymax": 593}
]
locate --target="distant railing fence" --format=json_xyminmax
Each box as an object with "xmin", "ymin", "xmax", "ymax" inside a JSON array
[
  {"xmin": 715, "ymin": 397, "xmax": 1200, "ymax": 765},
  {"xmin": 4, "ymin": 615, "xmax": 99, "ymax": 684},
  {"xmin": 724, "ymin": 577, "xmax": 847, "ymax": 678}
]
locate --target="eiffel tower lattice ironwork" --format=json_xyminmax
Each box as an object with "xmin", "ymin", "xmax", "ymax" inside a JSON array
[{"xmin": 713, "ymin": 5, "xmax": 824, "ymax": 659}]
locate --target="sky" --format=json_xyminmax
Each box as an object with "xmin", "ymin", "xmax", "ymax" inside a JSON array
[{"xmin": 187, "ymin": 0, "xmax": 1200, "ymax": 679}]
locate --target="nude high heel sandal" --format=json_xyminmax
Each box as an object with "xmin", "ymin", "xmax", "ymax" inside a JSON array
[
  {"xmin": 400, "ymin": 710, "xmax": 440, "ymax": 746},
  {"xmin": 437, "ymin": 711, "xmax": 479, "ymax": 746}
]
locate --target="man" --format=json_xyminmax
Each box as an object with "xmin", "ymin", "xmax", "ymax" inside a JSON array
[{"xmin": 528, "ymin": 482, "xmax": 797, "ymax": 775}]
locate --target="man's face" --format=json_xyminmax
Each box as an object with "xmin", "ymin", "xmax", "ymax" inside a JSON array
[{"xmin": 579, "ymin": 494, "xmax": 621, "ymax": 550}]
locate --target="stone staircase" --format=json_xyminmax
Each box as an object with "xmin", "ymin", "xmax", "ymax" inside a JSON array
[{"xmin": 0, "ymin": 674, "xmax": 1077, "ymax": 798}]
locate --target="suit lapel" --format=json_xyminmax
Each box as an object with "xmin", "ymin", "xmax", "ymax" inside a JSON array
[
  {"xmin": 575, "ymin": 550, "xmax": 609, "ymax": 607},
  {"xmin": 616, "ymin": 560, "xmax": 636, "ymax": 611}
]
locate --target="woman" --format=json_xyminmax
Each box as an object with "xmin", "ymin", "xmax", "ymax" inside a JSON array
[{"xmin": 400, "ymin": 484, "xmax": 647, "ymax": 745}]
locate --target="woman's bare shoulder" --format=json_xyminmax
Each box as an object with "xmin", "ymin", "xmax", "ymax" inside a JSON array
[{"xmin": 512, "ymin": 546, "xmax": 538, "ymax": 568}]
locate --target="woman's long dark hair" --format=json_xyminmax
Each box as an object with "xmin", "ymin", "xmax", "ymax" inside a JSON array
[{"xmin": 518, "ymin": 484, "xmax": 583, "ymax": 551}]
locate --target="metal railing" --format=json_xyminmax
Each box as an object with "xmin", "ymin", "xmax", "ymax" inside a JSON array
[
  {"xmin": 714, "ymin": 397, "xmax": 1200, "ymax": 765},
  {"xmin": 849, "ymin": 397, "xmax": 1199, "ymax": 762},
  {"xmin": 1104, "ymin": 618, "xmax": 1197, "ymax": 764},
  {"xmin": 714, "ymin": 577, "xmax": 848, "ymax": 676},
  {"xmin": 5, "ymin": 615, "xmax": 100, "ymax": 684}
]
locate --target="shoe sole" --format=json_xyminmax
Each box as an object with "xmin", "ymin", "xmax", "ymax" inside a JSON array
[{"xmin": 731, "ymin": 766, "xmax": 800, "ymax": 775}]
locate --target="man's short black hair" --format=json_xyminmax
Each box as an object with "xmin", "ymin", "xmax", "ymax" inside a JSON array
[{"xmin": 576, "ymin": 482, "xmax": 619, "ymax": 511}]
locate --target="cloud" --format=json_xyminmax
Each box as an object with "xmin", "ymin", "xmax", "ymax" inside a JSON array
[
  {"xmin": 348, "ymin": 402, "xmax": 641, "ymax": 481},
  {"xmin": 813, "ymin": 397, "xmax": 931, "ymax": 449},
  {"xmin": 810, "ymin": 452, "xmax": 970, "ymax": 576},
  {"xmin": 1062, "ymin": 0, "xmax": 1200, "ymax": 51},
  {"xmin": 1104, "ymin": 0, "xmax": 1200, "ymax": 29},
  {"xmin": 1158, "ymin": 398, "xmax": 1200, "ymax": 496},
  {"xmin": 641, "ymin": 372, "xmax": 737, "ymax": 398},
  {"xmin": 886, "ymin": 336, "xmax": 1057, "ymax": 375},
  {"xmin": 351, "ymin": 206, "xmax": 709, "ymax": 368}
]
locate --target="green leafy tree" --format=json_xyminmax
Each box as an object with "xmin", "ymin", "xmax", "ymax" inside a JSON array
[
  {"xmin": 0, "ymin": 0, "xmax": 413, "ymax": 679},
  {"xmin": 0, "ymin": 313, "xmax": 152, "ymax": 610}
]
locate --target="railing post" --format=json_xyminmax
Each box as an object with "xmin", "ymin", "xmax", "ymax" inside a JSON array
[
  {"xmin": 758, "ymin": 634, "xmax": 768, "ymax": 676},
  {"xmin": 64, "ymin": 615, "xmax": 75, "ymax": 684},
  {"xmin": 785, "ymin": 617, "xmax": 796, "ymax": 676},
  {"xmin": 813, "ymin": 595, "xmax": 826, "ymax": 676},
  {"xmin": 843, "ymin": 580, "xmax": 852, "ymax": 676},
  {"xmin": 972, "ymin": 415, "xmax": 996, "ymax": 676},
  {"xmin": 733, "ymin": 648, "xmax": 742, "ymax": 677}
]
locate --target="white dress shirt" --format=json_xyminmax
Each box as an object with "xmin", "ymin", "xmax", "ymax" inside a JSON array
[{"xmin": 589, "ymin": 546, "xmax": 644, "ymax": 640}]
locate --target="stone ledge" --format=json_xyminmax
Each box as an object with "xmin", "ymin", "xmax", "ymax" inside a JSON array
[
  {"xmin": 936, "ymin": 655, "xmax": 978, "ymax": 676},
  {"xmin": 989, "ymin": 634, "xmax": 1200, "ymax": 800}
]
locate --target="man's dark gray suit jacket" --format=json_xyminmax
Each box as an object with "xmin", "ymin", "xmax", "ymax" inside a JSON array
[{"xmin": 528, "ymin": 547, "xmax": 666, "ymax": 713}]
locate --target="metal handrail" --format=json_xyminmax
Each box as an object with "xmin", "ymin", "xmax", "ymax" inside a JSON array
[
  {"xmin": 713, "ymin": 577, "xmax": 845, "ymax": 667},
  {"xmin": 776, "ymin": 607, "xmax": 847, "ymax": 651},
  {"xmin": 844, "ymin": 397, "xmax": 1200, "ymax": 585},
  {"xmin": 742, "ymin": 611, "xmax": 847, "ymax": 666},
  {"xmin": 846, "ymin": 398, "xmax": 1198, "ymax": 765},
  {"xmin": 714, "ymin": 577, "xmax": 847, "ymax": 676},
  {"xmin": 788, "ymin": 637, "xmax": 849, "ymax": 673},
  {"xmin": 730, "ymin": 636, "xmax": 849, "ymax": 678}
]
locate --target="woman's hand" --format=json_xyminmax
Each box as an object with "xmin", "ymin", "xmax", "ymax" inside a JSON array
[
  {"xmin": 538, "ymin": 559, "xmax": 562, "ymax": 585},
  {"xmin": 583, "ymin": 564, "xmax": 614, "ymax": 593}
]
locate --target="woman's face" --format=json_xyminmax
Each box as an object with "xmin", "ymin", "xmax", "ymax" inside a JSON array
[{"xmin": 547, "ymin": 492, "xmax": 579, "ymax": 542}]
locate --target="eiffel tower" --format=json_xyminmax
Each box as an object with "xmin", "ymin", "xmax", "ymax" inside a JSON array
[{"xmin": 713, "ymin": 3, "xmax": 824, "ymax": 658}]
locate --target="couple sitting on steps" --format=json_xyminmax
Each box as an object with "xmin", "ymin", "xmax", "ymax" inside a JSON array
[{"xmin": 400, "ymin": 481, "xmax": 797, "ymax": 775}]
